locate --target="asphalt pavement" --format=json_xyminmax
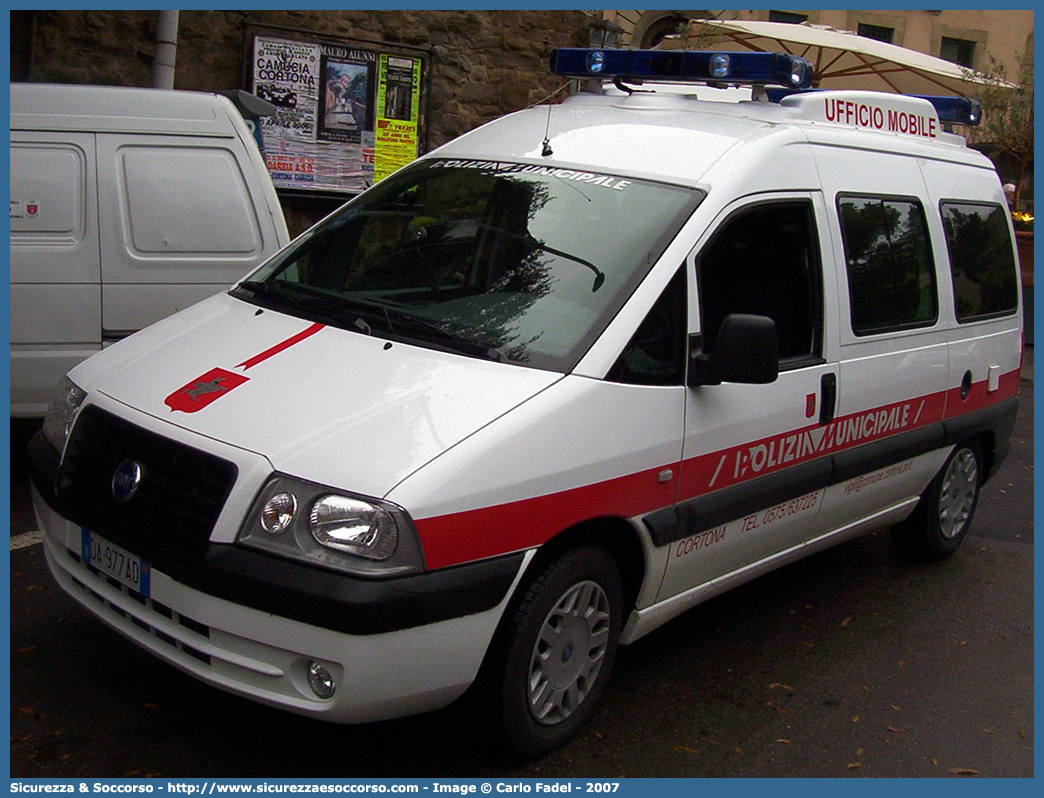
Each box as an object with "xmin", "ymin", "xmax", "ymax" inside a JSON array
[{"xmin": 7, "ymin": 354, "xmax": 1034, "ymax": 778}]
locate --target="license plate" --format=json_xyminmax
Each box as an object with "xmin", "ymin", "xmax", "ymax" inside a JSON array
[{"xmin": 81, "ymin": 529, "xmax": 151, "ymax": 598}]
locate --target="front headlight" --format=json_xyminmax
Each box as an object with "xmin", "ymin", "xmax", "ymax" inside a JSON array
[
  {"xmin": 238, "ymin": 475, "xmax": 425, "ymax": 577},
  {"xmin": 42, "ymin": 376, "xmax": 87, "ymax": 453},
  {"xmin": 310, "ymin": 495, "xmax": 398, "ymax": 560}
]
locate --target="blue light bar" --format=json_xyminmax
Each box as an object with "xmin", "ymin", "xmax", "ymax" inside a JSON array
[
  {"xmin": 910, "ymin": 95, "xmax": 982, "ymax": 126},
  {"xmin": 765, "ymin": 88, "xmax": 982, "ymax": 126},
  {"xmin": 550, "ymin": 48, "xmax": 814, "ymax": 89}
]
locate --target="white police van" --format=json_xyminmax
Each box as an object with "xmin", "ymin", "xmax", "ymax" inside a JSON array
[{"xmin": 30, "ymin": 49, "xmax": 1022, "ymax": 755}]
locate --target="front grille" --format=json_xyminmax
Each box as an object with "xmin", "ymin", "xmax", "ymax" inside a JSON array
[{"xmin": 57, "ymin": 405, "xmax": 238, "ymax": 568}]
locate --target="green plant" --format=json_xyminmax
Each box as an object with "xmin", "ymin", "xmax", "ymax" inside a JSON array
[{"xmin": 968, "ymin": 52, "xmax": 1034, "ymax": 210}]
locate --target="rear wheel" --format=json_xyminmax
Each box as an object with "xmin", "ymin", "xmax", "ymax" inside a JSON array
[
  {"xmin": 489, "ymin": 546, "xmax": 623, "ymax": 757},
  {"xmin": 892, "ymin": 442, "xmax": 982, "ymax": 561}
]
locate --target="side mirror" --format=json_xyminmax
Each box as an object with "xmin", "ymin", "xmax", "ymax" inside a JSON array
[{"xmin": 688, "ymin": 314, "xmax": 779, "ymax": 387}]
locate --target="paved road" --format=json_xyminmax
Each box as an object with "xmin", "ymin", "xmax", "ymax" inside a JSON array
[{"xmin": 8, "ymin": 373, "xmax": 1033, "ymax": 778}]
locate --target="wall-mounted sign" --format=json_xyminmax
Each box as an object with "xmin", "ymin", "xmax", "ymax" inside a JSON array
[
  {"xmin": 248, "ymin": 28, "xmax": 427, "ymax": 195},
  {"xmin": 375, "ymin": 54, "xmax": 422, "ymax": 183}
]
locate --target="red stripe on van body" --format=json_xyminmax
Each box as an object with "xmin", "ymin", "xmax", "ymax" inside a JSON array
[
  {"xmin": 943, "ymin": 369, "xmax": 1021, "ymax": 417},
  {"xmin": 675, "ymin": 390, "xmax": 949, "ymax": 501},
  {"xmin": 237, "ymin": 322, "xmax": 325, "ymax": 370},
  {"xmin": 412, "ymin": 370, "xmax": 1020, "ymax": 570},
  {"xmin": 415, "ymin": 465, "xmax": 677, "ymax": 571}
]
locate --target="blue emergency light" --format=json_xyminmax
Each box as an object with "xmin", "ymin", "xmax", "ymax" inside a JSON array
[
  {"xmin": 910, "ymin": 95, "xmax": 982, "ymax": 126},
  {"xmin": 765, "ymin": 88, "xmax": 982, "ymax": 126},
  {"xmin": 550, "ymin": 48, "xmax": 814, "ymax": 89}
]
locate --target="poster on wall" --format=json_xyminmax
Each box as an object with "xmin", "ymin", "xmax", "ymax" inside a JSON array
[
  {"xmin": 374, "ymin": 54, "xmax": 422, "ymax": 183},
  {"xmin": 250, "ymin": 30, "xmax": 425, "ymax": 195}
]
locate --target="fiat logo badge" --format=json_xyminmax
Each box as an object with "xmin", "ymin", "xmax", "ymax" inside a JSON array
[{"xmin": 112, "ymin": 460, "xmax": 143, "ymax": 503}]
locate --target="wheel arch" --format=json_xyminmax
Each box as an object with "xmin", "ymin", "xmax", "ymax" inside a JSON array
[
  {"xmin": 477, "ymin": 514, "xmax": 650, "ymax": 680},
  {"xmin": 943, "ymin": 396, "xmax": 1018, "ymax": 485},
  {"xmin": 521, "ymin": 515, "xmax": 649, "ymax": 616},
  {"xmin": 970, "ymin": 430, "xmax": 998, "ymax": 482}
]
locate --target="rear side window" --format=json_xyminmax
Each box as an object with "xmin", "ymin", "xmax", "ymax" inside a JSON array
[
  {"xmin": 838, "ymin": 196, "xmax": 937, "ymax": 335},
  {"xmin": 940, "ymin": 201, "xmax": 1019, "ymax": 322}
]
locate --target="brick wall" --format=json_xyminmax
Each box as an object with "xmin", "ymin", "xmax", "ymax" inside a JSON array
[{"xmin": 11, "ymin": 9, "xmax": 592, "ymax": 233}]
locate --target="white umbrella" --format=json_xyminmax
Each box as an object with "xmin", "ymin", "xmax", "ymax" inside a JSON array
[{"xmin": 680, "ymin": 19, "xmax": 1013, "ymax": 96}]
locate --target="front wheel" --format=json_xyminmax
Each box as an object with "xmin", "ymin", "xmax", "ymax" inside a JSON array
[
  {"xmin": 489, "ymin": 546, "xmax": 623, "ymax": 757},
  {"xmin": 892, "ymin": 441, "xmax": 982, "ymax": 561}
]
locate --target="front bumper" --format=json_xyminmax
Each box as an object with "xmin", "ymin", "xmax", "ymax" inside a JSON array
[
  {"xmin": 30, "ymin": 425, "xmax": 530, "ymax": 723},
  {"xmin": 35, "ymin": 488, "xmax": 530, "ymax": 723}
]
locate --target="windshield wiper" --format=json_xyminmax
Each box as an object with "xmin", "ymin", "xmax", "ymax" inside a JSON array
[
  {"xmin": 236, "ymin": 279, "xmax": 276, "ymax": 298},
  {"xmin": 235, "ymin": 282, "xmax": 505, "ymax": 362},
  {"xmin": 524, "ymin": 234, "xmax": 606, "ymax": 293},
  {"xmin": 353, "ymin": 297, "xmax": 505, "ymax": 361},
  {"xmin": 482, "ymin": 227, "xmax": 606, "ymax": 292}
]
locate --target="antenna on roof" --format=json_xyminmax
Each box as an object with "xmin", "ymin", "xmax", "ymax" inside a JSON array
[
  {"xmin": 542, "ymin": 103, "xmax": 554, "ymax": 157},
  {"xmin": 526, "ymin": 77, "xmax": 577, "ymax": 158}
]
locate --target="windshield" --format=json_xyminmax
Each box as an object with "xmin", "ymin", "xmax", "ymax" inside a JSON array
[{"xmin": 235, "ymin": 159, "xmax": 700, "ymax": 371}]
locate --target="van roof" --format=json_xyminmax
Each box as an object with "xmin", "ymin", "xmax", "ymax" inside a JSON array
[
  {"xmin": 10, "ymin": 83, "xmax": 240, "ymax": 137},
  {"xmin": 432, "ymin": 86, "xmax": 990, "ymax": 189}
]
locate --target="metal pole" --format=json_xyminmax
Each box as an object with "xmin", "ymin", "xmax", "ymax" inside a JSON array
[{"xmin": 152, "ymin": 9, "xmax": 180, "ymax": 89}]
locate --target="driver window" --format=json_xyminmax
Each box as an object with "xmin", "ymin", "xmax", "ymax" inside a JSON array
[{"xmin": 696, "ymin": 201, "xmax": 822, "ymax": 366}]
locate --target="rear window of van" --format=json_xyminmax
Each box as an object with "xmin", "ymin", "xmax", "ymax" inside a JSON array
[{"xmin": 940, "ymin": 201, "xmax": 1019, "ymax": 322}]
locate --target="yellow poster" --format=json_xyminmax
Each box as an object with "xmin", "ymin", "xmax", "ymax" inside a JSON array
[{"xmin": 375, "ymin": 54, "xmax": 421, "ymax": 182}]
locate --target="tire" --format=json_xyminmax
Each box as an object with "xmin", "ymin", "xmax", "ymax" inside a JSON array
[
  {"xmin": 892, "ymin": 441, "xmax": 983, "ymax": 561},
  {"xmin": 488, "ymin": 546, "xmax": 623, "ymax": 757}
]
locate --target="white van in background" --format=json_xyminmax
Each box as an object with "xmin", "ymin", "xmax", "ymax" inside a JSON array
[{"xmin": 10, "ymin": 83, "xmax": 290, "ymax": 416}]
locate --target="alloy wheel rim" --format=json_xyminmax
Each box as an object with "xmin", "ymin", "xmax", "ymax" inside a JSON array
[
  {"xmin": 938, "ymin": 448, "xmax": 978, "ymax": 539},
  {"xmin": 527, "ymin": 580, "xmax": 611, "ymax": 726}
]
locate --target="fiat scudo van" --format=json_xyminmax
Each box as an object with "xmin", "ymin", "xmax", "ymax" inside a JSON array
[{"xmin": 29, "ymin": 50, "xmax": 1021, "ymax": 754}]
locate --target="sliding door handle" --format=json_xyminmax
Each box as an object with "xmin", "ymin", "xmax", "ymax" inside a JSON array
[{"xmin": 820, "ymin": 373, "xmax": 837, "ymax": 425}]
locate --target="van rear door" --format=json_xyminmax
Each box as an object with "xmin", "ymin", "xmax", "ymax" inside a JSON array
[
  {"xmin": 10, "ymin": 131, "xmax": 101, "ymax": 413},
  {"xmin": 96, "ymin": 133, "xmax": 283, "ymax": 342}
]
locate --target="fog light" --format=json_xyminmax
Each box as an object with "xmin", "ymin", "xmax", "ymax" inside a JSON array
[{"xmin": 308, "ymin": 661, "xmax": 336, "ymax": 699}]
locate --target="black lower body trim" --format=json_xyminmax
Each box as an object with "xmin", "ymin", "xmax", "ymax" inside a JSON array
[
  {"xmin": 645, "ymin": 398, "xmax": 1018, "ymax": 546},
  {"xmin": 831, "ymin": 422, "xmax": 943, "ymax": 483},
  {"xmin": 645, "ymin": 456, "xmax": 833, "ymax": 547},
  {"xmin": 189, "ymin": 546, "xmax": 524, "ymax": 636}
]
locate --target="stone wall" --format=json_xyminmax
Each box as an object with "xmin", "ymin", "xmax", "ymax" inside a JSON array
[{"xmin": 11, "ymin": 9, "xmax": 593, "ymax": 233}]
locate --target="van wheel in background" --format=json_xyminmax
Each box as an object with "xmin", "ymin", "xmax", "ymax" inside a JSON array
[
  {"xmin": 489, "ymin": 546, "xmax": 623, "ymax": 757},
  {"xmin": 892, "ymin": 441, "xmax": 982, "ymax": 561}
]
